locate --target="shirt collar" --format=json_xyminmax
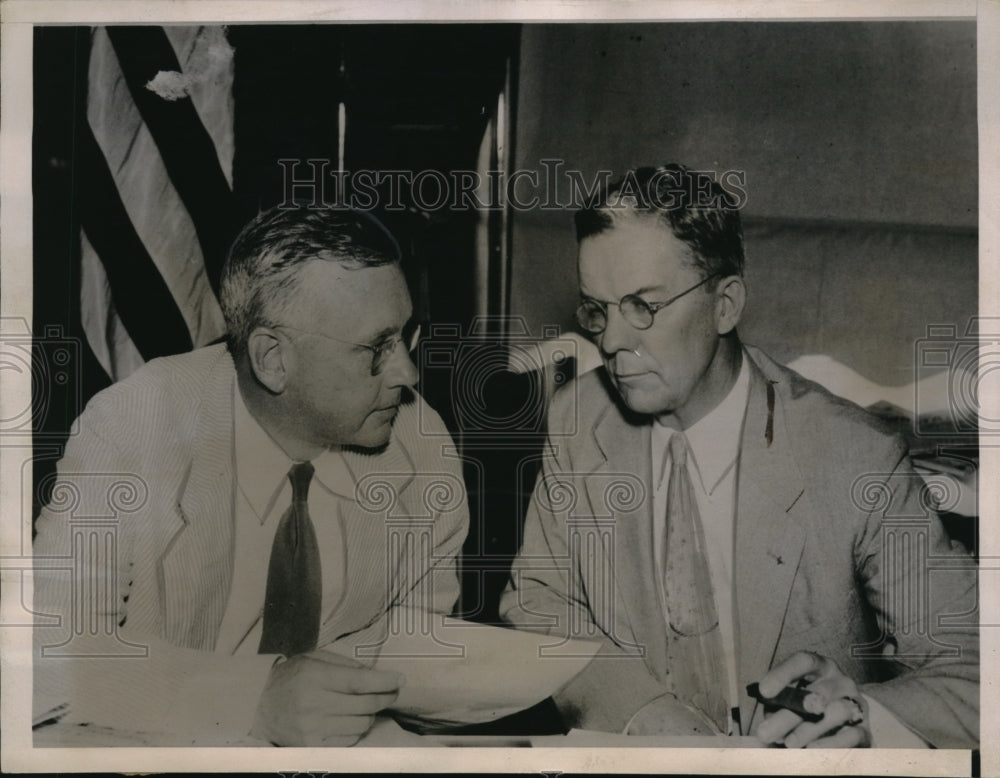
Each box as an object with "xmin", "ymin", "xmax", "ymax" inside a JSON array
[
  {"xmin": 312, "ymin": 449, "xmax": 356, "ymax": 501},
  {"xmin": 653, "ymin": 351, "xmax": 751, "ymax": 494},
  {"xmin": 233, "ymin": 380, "xmax": 353, "ymax": 523}
]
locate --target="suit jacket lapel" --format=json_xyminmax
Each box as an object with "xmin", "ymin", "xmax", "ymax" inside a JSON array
[
  {"xmin": 735, "ymin": 352, "xmax": 807, "ymax": 729},
  {"xmin": 590, "ymin": 401, "xmax": 670, "ymax": 680},
  {"xmin": 163, "ymin": 350, "xmax": 238, "ymax": 649}
]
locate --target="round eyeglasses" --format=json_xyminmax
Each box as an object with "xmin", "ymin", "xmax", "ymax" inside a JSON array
[
  {"xmin": 575, "ymin": 274, "xmax": 719, "ymax": 334},
  {"xmin": 276, "ymin": 321, "xmax": 421, "ymax": 376}
]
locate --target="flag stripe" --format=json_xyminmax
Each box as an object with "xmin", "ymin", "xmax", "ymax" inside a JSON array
[
  {"xmin": 87, "ymin": 27, "xmax": 227, "ymax": 352},
  {"xmin": 80, "ymin": 231, "xmax": 146, "ymax": 381},
  {"xmin": 106, "ymin": 26, "xmax": 237, "ymax": 294},
  {"xmin": 78, "ymin": 121, "xmax": 195, "ymax": 360},
  {"xmin": 163, "ymin": 27, "xmax": 235, "ymax": 189}
]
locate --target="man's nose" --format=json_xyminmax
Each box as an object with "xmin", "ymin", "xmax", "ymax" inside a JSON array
[
  {"xmin": 383, "ymin": 341, "xmax": 419, "ymax": 389},
  {"xmin": 598, "ymin": 305, "xmax": 639, "ymax": 357}
]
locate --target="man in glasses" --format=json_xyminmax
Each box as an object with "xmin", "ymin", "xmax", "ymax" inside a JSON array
[
  {"xmin": 33, "ymin": 206, "xmax": 467, "ymax": 746},
  {"xmin": 500, "ymin": 164, "xmax": 977, "ymax": 748}
]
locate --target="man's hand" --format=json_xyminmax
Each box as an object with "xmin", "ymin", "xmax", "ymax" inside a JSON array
[
  {"xmin": 753, "ymin": 651, "xmax": 871, "ymax": 748},
  {"xmin": 251, "ymin": 650, "xmax": 403, "ymax": 746}
]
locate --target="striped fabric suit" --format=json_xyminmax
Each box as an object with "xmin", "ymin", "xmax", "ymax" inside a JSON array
[{"xmin": 32, "ymin": 344, "xmax": 468, "ymax": 743}]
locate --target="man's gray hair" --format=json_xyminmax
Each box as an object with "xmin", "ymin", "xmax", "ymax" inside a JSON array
[
  {"xmin": 575, "ymin": 163, "xmax": 745, "ymax": 281},
  {"xmin": 219, "ymin": 206, "xmax": 401, "ymax": 360}
]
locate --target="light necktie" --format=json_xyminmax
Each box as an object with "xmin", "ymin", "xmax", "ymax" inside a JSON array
[
  {"xmin": 259, "ymin": 461, "xmax": 322, "ymax": 656},
  {"xmin": 664, "ymin": 431, "xmax": 729, "ymax": 732}
]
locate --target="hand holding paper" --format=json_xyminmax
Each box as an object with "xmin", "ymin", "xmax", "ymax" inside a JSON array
[{"xmin": 252, "ymin": 651, "xmax": 403, "ymax": 746}]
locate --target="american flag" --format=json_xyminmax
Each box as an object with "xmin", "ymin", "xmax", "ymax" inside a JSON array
[{"xmin": 80, "ymin": 26, "xmax": 238, "ymax": 381}]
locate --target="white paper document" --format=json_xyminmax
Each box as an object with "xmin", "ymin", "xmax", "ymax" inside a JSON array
[{"xmin": 373, "ymin": 617, "xmax": 600, "ymax": 727}]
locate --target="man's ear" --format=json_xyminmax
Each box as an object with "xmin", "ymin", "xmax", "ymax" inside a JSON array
[
  {"xmin": 247, "ymin": 327, "xmax": 289, "ymax": 394},
  {"xmin": 714, "ymin": 275, "xmax": 746, "ymax": 336}
]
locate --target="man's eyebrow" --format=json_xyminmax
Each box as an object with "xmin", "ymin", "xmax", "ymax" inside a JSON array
[
  {"xmin": 581, "ymin": 284, "xmax": 668, "ymax": 301},
  {"xmin": 366, "ymin": 314, "xmax": 414, "ymax": 345},
  {"xmin": 630, "ymin": 284, "xmax": 669, "ymax": 297},
  {"xmin": 367, "ymin": 326, "xmax": 398, "ymax": 344}
]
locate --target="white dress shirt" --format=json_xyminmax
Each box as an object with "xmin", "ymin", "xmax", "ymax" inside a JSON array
[
  {"xmin": 651, "ymin": 355, "xmax": 750, "ymax": 730},
  {"xmin": 215, "ymin": 380, "xmax": 355, "ymax": 656}
]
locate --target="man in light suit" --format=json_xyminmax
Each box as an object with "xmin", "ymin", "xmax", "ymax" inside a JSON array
[
  {"xmin": 500, "ymin": 164, "xmax": 978, "ymax": 748},
  {"xmin": 33, "ymin": 206, "xmax": 468, "ymax": 746}
]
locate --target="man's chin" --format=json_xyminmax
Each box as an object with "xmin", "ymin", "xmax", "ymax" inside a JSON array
[
  {"xmin": 616, "ymin": 386, "xmax": 672, "ymax": 417},
  {"xmin": 345, "ymin": 417, "xmax": 395, "ymax": 452}
]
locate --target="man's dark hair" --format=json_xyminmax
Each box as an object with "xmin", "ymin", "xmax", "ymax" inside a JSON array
[
  {"xmin": 574, "ymin": 163, "xmax": 745, "ymax": 280},
  {"xmin": 220, "ymin": 206, "xmax": 401, "ymax": 359}
]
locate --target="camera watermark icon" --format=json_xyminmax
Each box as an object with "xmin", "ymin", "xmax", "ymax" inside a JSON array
[
  {"xmin": 0, "ymin": 318, "xmax": 82, "ymax": 439},
  {"xmin": 914, "ymin": 317, "xmax": 1000, "ymax": 437},
  {"xmin": 32, "ymin": 472, "xmax": 150, "ymax": 658},
  {"xmin": 417, "ymin": 316, "xmax": 578, "ymax": 439}
]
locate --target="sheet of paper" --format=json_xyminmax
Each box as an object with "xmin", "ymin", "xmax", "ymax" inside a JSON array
[{"xmin": 373, "ymin": 616, "xmax": 600, "ymax": 727}]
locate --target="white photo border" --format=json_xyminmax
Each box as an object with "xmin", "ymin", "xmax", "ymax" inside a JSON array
[{"xmin": 2, "ymin": 1, "xmax": 996, "ymax": 774}]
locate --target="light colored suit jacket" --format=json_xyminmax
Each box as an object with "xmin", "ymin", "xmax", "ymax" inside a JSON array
[
  {"xmin": 33, "ymin": 344, "xmax": 468, "ymax": 743},
  {"xmin": 500, "ymin": 345, "xmax": 978, "ymax": 748}
]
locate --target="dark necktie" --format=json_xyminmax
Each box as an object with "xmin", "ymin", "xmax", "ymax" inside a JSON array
[
  {"xmin": 663, "ymin": 432, "xmax": 729, "ymax": 732},
  {"xmin": 259, "ymin": 461, "xmax": 322, "ymax": 656}
]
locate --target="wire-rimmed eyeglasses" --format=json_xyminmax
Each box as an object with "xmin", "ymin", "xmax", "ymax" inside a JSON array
[
  {"xmin": 275, "ymin": 321, "xmax": 421, "ymax": 376},
  {"xmin": 575, "ymin": 274, "xmax": 719, "ymax": 335}
]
